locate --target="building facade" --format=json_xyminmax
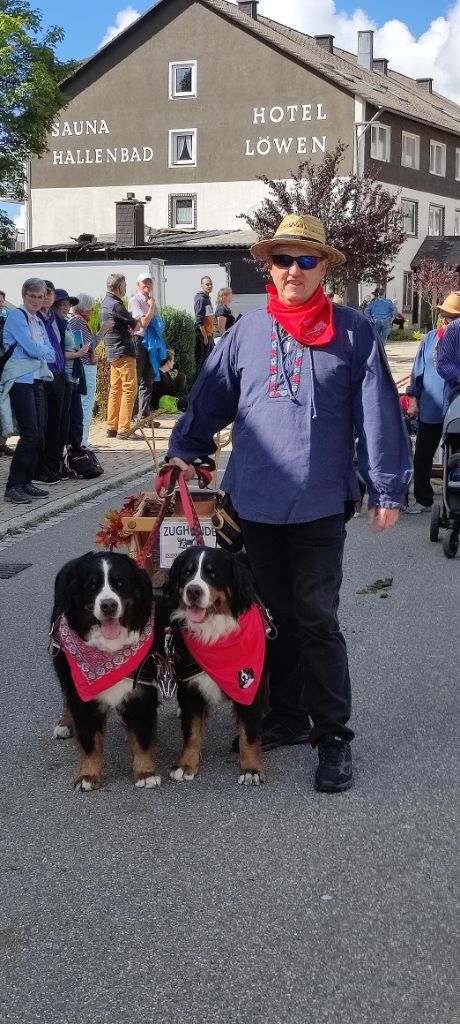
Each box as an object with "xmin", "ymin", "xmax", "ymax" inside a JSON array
[{"xmin": 29, "ymin": 0, "xmax": 460, "ymax": 318}]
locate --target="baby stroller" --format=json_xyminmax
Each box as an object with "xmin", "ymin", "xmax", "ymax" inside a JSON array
[{"xmin": 430, "ymin": 391, "xmax": 460, "ymax": 558}]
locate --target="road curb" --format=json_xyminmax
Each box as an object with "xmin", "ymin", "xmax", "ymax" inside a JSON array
[{"xmin": 0, "ymin": 458, "xmax": 154, "ymax": 541}]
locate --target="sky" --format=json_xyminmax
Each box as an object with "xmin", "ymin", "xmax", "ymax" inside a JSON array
[{"xmin": 3, "ymin": 0, "xmax": 459, "ymax": 227}]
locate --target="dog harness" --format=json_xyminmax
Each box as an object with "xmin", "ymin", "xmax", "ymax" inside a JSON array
[
  {"xmin": 172, "ymin": 605, "xmax": 266, "ymax": 706},
  {"xmin": 57, "ymin": 613, "xmax": 155, "ymax": 702}
]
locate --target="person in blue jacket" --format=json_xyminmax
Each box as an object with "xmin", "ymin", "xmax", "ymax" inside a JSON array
[
  {"xmin": 1, "ymin": 277, "xmax": 56, "ymax": 504},
  {"xmin": 164, "ymin": 214, "xmax": 412, "ymax": 794},
  {"xmin": 364, "ymin": 288, "xmax": 397, "ymax": 347},
  {"xmin": 405, "ymin": 293, "xmax": 460, "ymax": 513}
]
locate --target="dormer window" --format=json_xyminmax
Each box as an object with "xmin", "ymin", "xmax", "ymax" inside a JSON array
[{"xmin": 169, "ymin": 61, "xmax": 197, "ymax": 99}]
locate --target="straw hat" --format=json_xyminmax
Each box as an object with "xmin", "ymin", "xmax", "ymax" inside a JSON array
[
  {"xmin": 250, "ymin": 214, "xmax": 346, "ymax": 267},
  {"xmin": 436, "ymin": 292, "xmax": 460, "ymax": 317}
]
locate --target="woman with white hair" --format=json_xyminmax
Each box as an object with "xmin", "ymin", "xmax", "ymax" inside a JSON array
[{"xmin": 68, "ymin": 294, "xmax": 100, "ymax": 448}]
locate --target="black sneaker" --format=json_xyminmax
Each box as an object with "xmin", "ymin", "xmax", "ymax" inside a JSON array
[
  {"xmin": 23, "ymin": 483, "xmax": 49, "ymax": 498},
  {"xmin": 35, "ymin": 471, "xmax": 61, "ymax": 485},
  {"xmin": 315, "ymin": 736, "xmax": 353, "ymax": 792},
  {"xmin": 106, "ymin": 429, "xmax": 117, "ymax": 438},
  {"xmin": 4, "ymin": 486, "xmax": 33, "ymax": 505},
  {"xmin": 231, "ymin": 716, "xmax": 311, "ymax": 753}
]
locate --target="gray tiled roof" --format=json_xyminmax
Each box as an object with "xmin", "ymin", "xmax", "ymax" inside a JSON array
[
  {"xmin": 411, "ymin": 236, "xmax": 460, "ymax": 268},
  {"xmin": 62, "ymin": 0, "xmax": 460, "ymax": 137}
]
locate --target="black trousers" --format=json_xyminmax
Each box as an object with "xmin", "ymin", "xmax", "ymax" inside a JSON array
[
  {"xmin": 240, "ymin": 515, "xmax": 354, "ymax": 746},
  {"xmin": 413, "ymin": 421, "xmax": 443, "ymax": 506},
  {"xmin": 195, "ymin": 333, "xmax": 214, "ymax": 374},
  {"xmin": 61, "ymin": 382, "xmax": 83, "ymax": 451},
  {"xmin": 134, "ymin": 338, "xmax": 153, "ymax": 420},
  {"xmin": 7, "ymin": 381, "xmax": 46, "ymax": 489},
  {"xmin": 37, "ymin": 372, "xmax": 66, "ymax": 475}
]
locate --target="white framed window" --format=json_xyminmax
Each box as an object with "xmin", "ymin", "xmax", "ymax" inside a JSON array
[
  {"xmin": 429, "ymin": 140, "xmax": 446, "ymax": 176},
  {"xmin": 402, "ymin": 272, "xmax": 413, "ymax": 310},
  {"xmin": 454, "ymin": 210, "xmax": 460, "ymax": 236},
  {"xmin": 401, "ymin": 199, "xmax": 417, "ymax": 236},
  {"xmin": 401, "ymin": 131, "xmax": 420, "ymax": 170},
  {"xmin": 456, "ymin": 149, "xmax": 460, "ymax": 181},
  {"xmin": 370, "ymin": 123, "xmax": 391, "ymax": 162},
  {"xmin": 169, "ymin": 61, "xmax": 197, "ymax": 99},
  {"xmin": 169, "ymin": 129, "xmax": 197, "ymax": 167},
  {"xmin": 168, "ymin": 193, "xmax": 197, "ymax": 229},
  {"xmin": 428, "ymin": 204, "xmax": 445, "ymax": 236}
]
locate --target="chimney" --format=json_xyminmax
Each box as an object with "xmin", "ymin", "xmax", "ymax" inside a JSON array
[
  {"xmin": 237, "ymin": 1, "xmax": 258, "ymax": 18},
  {"xmin": 416, "ymin": 78, "xmax": 433, "ymax": 93},
  {"xmin": 315, "ymin": 35, "xmax": 335, "ymax": 54},
  {"xmin": 373, "ymin": 58, "xmax": 388, "ymax": 76},
  {"xmin": 115, "ymin": 195, "xmax": 145, "ymax": 246},
  {"xmin": 357, "ymin": 30, "xmax": 374, "ymax": 70}
]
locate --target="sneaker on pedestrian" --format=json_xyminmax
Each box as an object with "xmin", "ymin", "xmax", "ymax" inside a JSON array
[
  {"xmin": 0, "ymin": 444, "xmax": 14, "ymax": 456},
  {"xmin": 4, "ymin": 486, "xmax": 33, "ymax": 505},
  {"xmin": 315, "ymin": 735, "xmax": 353, "ymax": 792},
  {"xmin": 23, "ymin": 483, "xmax": 49, "ymax": 498},
  {"xmin": 106, "ymin": 429, "xmax": 117, "ymax": 438},
  {"xmin": 405, "ymin": 501, "xmax": 431, "ymax": 515},
  {"xmin": 116, "ymin": 432, "xmax": 143, "ymax": 441},
  {"xmin": 231, "ymin": 713, "xmax": 311, "ymax": 753},
  {"xmin": 34, "ymin": 471, "xmax": 61, "ymax": 485}
]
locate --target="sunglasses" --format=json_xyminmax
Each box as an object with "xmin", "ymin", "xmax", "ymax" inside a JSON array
[{"xmin": 272, "ymin": 254, "xmax": 321, "ymax": 270}]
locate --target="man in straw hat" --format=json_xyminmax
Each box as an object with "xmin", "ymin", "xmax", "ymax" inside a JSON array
[
  {"xmin": 436, "ymin": 291, "xmax": 460, "ymax": 411},
  {"xmin": 163, "ymin": 213, "xmax": 412, "ymax": 793},
  {"xmin": 405, "ymin": 292, "xmax": 460, "ymax": 514}
]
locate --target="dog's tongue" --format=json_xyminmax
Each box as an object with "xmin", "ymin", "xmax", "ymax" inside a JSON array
[
  {"xmin": 186, "ymin": 607, "xmax": 207, "ymax": 624},
  {"xmin": 100, "ymin": 619, "xmax": 122, "ymax": 640}
]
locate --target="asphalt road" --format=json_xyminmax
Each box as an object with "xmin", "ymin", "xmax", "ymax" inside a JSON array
[{"xmin": 0, "ymin": 482, "xmax": 458, "ymax": 1024}]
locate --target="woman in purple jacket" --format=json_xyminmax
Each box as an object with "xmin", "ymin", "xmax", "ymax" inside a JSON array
[{"xmin": 164, "ymin": 215, "xmax": 412, "ymax": 794}]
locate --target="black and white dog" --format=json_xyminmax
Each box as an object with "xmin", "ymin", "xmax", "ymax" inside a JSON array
[
  {"xmin": 51, "ymin": 551, "xmax": 160, "ymax": 791},
  {"xmin": 165, "ymin": 546, "xmax": 268, "ymax": 785}
]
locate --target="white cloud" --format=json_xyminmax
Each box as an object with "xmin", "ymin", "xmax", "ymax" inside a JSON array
[
  {"xmin": 257, "ymin": 0, "xmax": 460, "ymax": 103},
  {"xmin": 99, "ymin": 6, "xmax": 141, "ymax": 48}
]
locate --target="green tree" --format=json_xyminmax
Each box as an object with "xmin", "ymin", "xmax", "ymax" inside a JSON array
[{"xmin": 0, "ymin": 0, "xmax": 78, "ymax": 227}]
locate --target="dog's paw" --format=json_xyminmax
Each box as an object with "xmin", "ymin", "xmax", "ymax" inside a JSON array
[
  {"xmin": 74, "ymin": 775, "xmax": 100, "ymax": 792},
  {"xmin": 169, "ymin": 765, "xmax": 197, "ymax": 782},
  {"xmin": 238, "ymin": 770, "xmax": 266, "ymax": 786},
  {"xmin": 135, "ymin": 774, "xmax": 161, "ymax": 788},
  {"xmin": 53, "ymin": 724, "xmax": 73, "ymax": 739}
]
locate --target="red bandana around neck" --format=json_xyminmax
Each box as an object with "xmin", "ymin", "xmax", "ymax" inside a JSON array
[
  {"xmin": 437, "ymin": 326, "xmax": 446, "ymax": 340},
  {"xmin": 266, "ymin": 284, "xmax": 334, "ymax": 347},
  {"xmin": 181, "ymin": 605, "xmax": 266, "ymax": 706},
  {"xmin": 58, "ymin": 613, "xmax": 155, "ymax": 702}
]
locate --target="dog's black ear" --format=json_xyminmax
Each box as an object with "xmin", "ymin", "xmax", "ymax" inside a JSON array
[
  {"xmin": 52, "ymin": 552, "xmax": 94, "ymax": 622},
  {"xmin": 163, "ymin": 549, "xmax": 187, "ymax": 609},
  {"xmin": 131, "ymin": 563, "xmax": 154, "ymax": 631},
  {"xmin": 227, "ymin": 555, "xmax": 257, "ymax": 616}
]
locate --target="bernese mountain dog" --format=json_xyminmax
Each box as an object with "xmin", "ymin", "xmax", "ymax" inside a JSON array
[
  {"xmin": 165, "ymin": 546, "xmax": 268, "ymax": 786},
  {"xmin": 51, "ymin": 551, "xmax": 160, "ymax": 791}
]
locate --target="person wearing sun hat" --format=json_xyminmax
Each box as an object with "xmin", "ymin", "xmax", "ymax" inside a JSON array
[
  {"xmin": 434, "ymin": 292, "xmax": 460, "ymax": 413},
  {"xmin": 164, "ymin": 212, "xmax": 412, "ymax": 793},
  {"xmin": 405, "ymin": 291, "xmax": 460, "ymax": 514}
]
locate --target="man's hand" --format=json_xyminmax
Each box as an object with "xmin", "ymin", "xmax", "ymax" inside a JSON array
[
  {"xmin": 169, "ymin": 457, "xmax": 196, "ymax": 482},
  {"xmin": 406, "ymin": 397, "xmax": 418, "ymax": 417},
  {"xmin": 368, "ymin": 507, "xmax": 400, "ymax": 532}
]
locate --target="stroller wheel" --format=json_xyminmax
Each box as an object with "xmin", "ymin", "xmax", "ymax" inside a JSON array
[
  {"xmin": 442, "ymin": 528, "xmax": 459, "ymax": 559},
  {"xmin": 429, "ymin": 504, "xmax": 440, "ymax": 542}
]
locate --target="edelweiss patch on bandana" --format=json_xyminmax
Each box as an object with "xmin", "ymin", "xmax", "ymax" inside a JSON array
[
  {"xmin": 180, "ymin": 605, "xmax": 266, "ymax": 705},
  {"xmin": 58, "ymin": 613, "xmax": 155, "ymax": 702}
]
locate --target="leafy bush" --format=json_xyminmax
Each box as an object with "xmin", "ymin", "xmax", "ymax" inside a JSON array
[
  {"xmin": 388, "ymin": 329, "xmax": 424, "ymax": 341},
  {"xmin": 161, "ymin": 306, "xmax": 196, "ymax": 384},
  {"xmin": 87, "ymin": 300, "xmax": 196, "ymax": 420}
]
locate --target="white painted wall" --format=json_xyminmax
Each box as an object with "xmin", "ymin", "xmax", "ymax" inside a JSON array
[{"xmin": 29, "ymin": 180, "xmax": 271, "ymax": 247}]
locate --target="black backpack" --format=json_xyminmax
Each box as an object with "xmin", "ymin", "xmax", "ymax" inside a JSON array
[{"xmin": 63, "ymin": 446, "xmax": 104, "ymax": 479}]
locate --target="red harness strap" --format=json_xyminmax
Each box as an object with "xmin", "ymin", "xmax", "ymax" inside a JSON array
[{"xmin": 138, "ymin": 467, "xmax": 211, "ymax": 568}]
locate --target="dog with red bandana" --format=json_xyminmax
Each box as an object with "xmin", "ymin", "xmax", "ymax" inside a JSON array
[
  {"xmin": 165, "ymin": 546, "xmax": 268, "ymax": 785},
  {"xmin": 51, "ymin": 551, "xmax": 160, "ymax": 791}
]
